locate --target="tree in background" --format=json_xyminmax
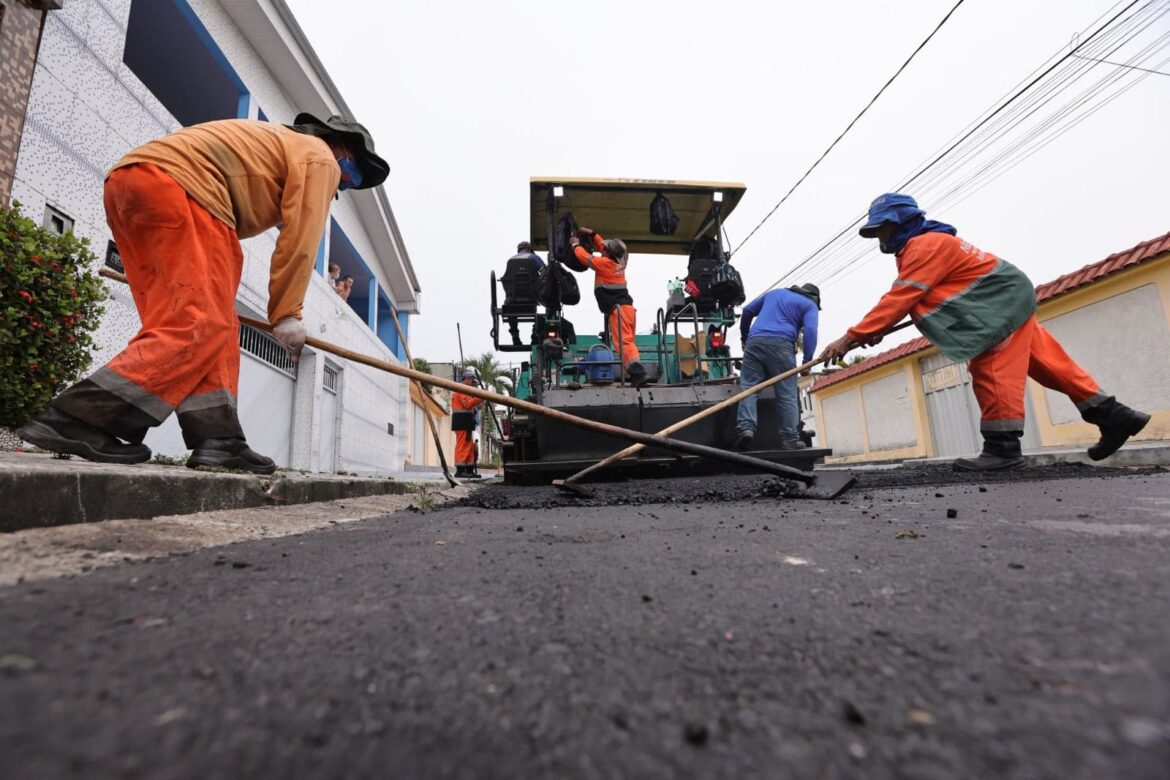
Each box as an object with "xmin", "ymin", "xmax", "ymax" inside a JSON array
[
  {"xmin": 412, "ymin": 357, "xmax": 433, "ymax": 394},
  {"xmin": 0, "ymin": 202, "xmax": 106, "ymax": 434},
  {"xmin": 468, "ymin": 351, "xmax": 512, "ymax": 465}
]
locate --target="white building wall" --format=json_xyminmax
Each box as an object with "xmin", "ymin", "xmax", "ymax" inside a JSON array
[{"xmin": 11, "ymin": 0, "xmax": 410, "ymax": 474}]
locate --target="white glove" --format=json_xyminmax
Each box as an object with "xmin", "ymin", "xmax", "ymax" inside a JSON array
[{"xmin": 272, "ymin": 317, "xmax": 306, "ymax": 361}]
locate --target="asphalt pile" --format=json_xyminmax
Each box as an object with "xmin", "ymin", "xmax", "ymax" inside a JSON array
[{"xmin": 461, "ymin": 462, "xmax": 1166, "ymax": 511}]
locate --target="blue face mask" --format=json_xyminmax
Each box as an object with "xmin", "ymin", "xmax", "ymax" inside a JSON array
[{"xmin": 337, "ymin": 156, "xmax": 363, "ymax": 190}]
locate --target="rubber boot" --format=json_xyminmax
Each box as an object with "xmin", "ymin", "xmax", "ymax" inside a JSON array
[
  {"xmin": 627, "ymin": 361, "xmax": 649, "ymax": 389},
  {"xmin": 187, "ymin": 437, "xmax": 276, "ymax": 475},
  {"xmin": 1081, "ymin": 397, "xmax": 1150, "ymax": 461},
  {"xmin": 734, "ymin": 430, "xmax": 755, "ymax": 451},
  {"xmin": 952, "ymin": 430, "xmax": 1025, "ymax": 472},
  {"xmin": 17, "ymin": 407, "xmax": 152, "ymax": 464}
]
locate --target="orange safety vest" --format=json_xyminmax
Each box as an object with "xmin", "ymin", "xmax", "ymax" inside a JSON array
[{"xmin": 574, "ymin": 232, "xmax": 633, "ymax": 313}]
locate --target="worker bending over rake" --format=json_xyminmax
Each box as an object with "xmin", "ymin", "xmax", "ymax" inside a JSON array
[
  {"xmin": 19, "ymin": 114, "xmax": 389, "ymax": 473},
  {"xmin": 818, "ymin": 193, "xmax": 1149, "ymax": 471}
]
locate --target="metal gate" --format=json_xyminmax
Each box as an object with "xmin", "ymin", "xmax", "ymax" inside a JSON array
[
  {"xmin": 920, "ymin": 353, "xmax": 981, "ymax": 458},
  {"xmin": 920, "ymin": 352, "xmax": 1041, "ymax": 457},
  {"xmin": 320, "ymin": 364, "xmax": 340, "ymax": 472}
]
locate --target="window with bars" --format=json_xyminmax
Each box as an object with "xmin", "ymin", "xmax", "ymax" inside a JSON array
[
  {"xmin": 239, "ymin": 323, "xmax": 297, "ymax": 378},
  {"xmin": 323, "ymin": 365, "xmax": 339, "ymax": 393}
]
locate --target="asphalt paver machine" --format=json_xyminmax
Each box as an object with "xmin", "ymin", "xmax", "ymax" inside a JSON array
[{"xmin": 489, "ymin": 178, "xmax": 832, "ymax": 485}]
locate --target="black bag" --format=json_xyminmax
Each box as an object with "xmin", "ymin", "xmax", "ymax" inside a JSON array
[
  {"xmin": 553, "ymin": 214, "xmax": 589, "ymax": 272},
  {"xmin": 649, "ymin": 191, "xmax": 679, "ymax": 236},
  {"xmin": 710, "ymin": 262, "xmax": 746, "ymax": 307},
  {"xmin": 538, "ymin": 260, "xmax": 581, "ymax": 309}
]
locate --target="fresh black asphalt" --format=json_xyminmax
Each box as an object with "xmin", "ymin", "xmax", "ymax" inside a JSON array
[{"xmin": 2, "ymin": 466, "xmax": 1168, "ymax": 778}]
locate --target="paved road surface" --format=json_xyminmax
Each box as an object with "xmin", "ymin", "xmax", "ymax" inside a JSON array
[{"xmin": 2, "ymin": 466, "xmax": 1168, "ymax": 778}]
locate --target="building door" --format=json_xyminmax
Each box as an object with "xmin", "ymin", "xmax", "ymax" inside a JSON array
[{"xmin": 320, "ymin": 364, "xmax": 340, "ymax": 473}]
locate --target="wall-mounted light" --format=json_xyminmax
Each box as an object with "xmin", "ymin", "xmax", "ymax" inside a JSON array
[
  {"xmin": 713, "ymin": 191, "xmax": 724, "ymax": 203},
  {"xmin": 553, "ymin": 185, "xmax": 564, "ymax": 198}
]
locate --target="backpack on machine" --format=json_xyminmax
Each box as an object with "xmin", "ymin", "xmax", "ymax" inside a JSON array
[
  {"xmin": 683, "ymin": 236, "xmax": 744, "ymax": 308},
  {"xmin": 709, "ymin": 261, "xmax": 746, "ymax": 307},
  {"xmin": 553, "ymin": 213, "xmax": 589, "ymax": 272},
  {"xmin": 538, "ymin": 260, "xmax": 581, "ymax": 310},
  {"xmin": 649, "ymin": 191, "xmax": 679, "ymax": 236}
]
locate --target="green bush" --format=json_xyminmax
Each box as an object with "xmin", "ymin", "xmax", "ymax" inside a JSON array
[{"xmin": 0, "ymin": 201, "xmax": 106, "ymax": 427}]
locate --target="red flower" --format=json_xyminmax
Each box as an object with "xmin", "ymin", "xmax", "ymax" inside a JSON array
[
  {"xmin": 28, "ymin": 363, "xmax": 39, "ymax": 372},
  {"xmin": 18, "ymin": 290, "xmax": 33, "ymax": 303},
  {"xmin": 29, "ymin": 255, "xmax": 41, "ymax": 265},
  {"xmin": 70, "ymin": 289, "xmax": 79, "ymax": 298}
]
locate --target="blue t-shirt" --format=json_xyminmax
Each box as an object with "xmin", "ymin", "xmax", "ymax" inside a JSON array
[{"xmin": 741, "ymin": 288, "xmax": 819, "ymax": 363}]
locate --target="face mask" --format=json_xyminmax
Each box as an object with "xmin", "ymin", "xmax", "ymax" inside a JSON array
[{"xmin": 337, "ymin": 156, "xmax": 363, "ymax": 190}]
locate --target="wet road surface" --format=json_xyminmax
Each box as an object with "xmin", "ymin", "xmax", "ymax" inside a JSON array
[{"xmin": 2, "ymin": 465, "xmax": 1168, "ymax": 778}]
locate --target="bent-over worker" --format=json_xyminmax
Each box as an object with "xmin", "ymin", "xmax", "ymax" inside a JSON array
[
  {"xmin": 451, "ymin": 368, "xmax": 484, "ymax": 478},
  {"xmin": 18, "ymin": 114, "xmax": 389, "ymax": 474},
  {"xmin": 570, "ymin": 226, "xmax": 648, "ymax": 388},
  {"xmin": 818, "ymin": 193, "xmax": 1149, "ymax": 471},
  {"xmin": 735, "ymin": 283, "xmax": 820, "ymax": 451}
]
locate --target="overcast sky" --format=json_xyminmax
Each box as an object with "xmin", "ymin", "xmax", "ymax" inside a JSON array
[{"xmin": 285, "ymin": 0, "xmax": 1169, "ymax": 367}]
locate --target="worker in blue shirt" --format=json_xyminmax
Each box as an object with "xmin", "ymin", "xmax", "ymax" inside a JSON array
[{"xmin": 735, "ymin": 283, "xmax": 820, "ymax": 450}]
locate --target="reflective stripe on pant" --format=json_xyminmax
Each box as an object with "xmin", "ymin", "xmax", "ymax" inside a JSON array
[
  {"xmin": 52, "ymin": 163, "xmax": 246, "ymax": 448},
  {"xmin": 967, "ymin": 314, "xmax": 1105, "ymax": 433},
  {"xmin": 607, "ymin": 304, "xmax": 639, "ymax": 366},
  {"xmin": 456, "ymin": 430, "xmax": 476, "ymax": 466},
  {"xmin": 735, "ymin": 337, "xmax": 800, "ymax": 442}
]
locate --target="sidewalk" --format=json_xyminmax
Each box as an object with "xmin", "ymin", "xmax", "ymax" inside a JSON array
[
  {"xmin": 821, "ymin": 439, "xmax": 1170, "ymax": 471},
  {"xmin": 0, "ymin": 451, "xmax": 423, "ymax": 532}
]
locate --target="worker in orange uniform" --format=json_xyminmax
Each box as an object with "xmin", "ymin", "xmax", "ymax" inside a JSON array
[
  {"xmin": 17, "ymin": 114, "xmax": 389, "ymax": 473},
  {"xmin": 570, "ymin": 226, "xmax": 649, "ymax": 388},
  {"xmin": 451, "ymin": 368, "xmax": 484, "ymax": 478},
  {"xmin": 818, "ymin": 193, "xmax": 1149, "ymax": 471}
]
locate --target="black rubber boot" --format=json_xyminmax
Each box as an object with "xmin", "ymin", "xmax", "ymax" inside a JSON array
[
  {"xmin": 627, "ymin": 361, "xmax": 649, "ymax": 389},
  {"xmin": 187, "ymin": 437, "xmax": 276, "ymax": 475},
  {"xmin": 17, "ymin": 407, "xmax": 152, "ymax": 464},
  {"xmin": 1081, "ymin": 397, "xmax": 1150, "ymax": 461},
  {"xmin": 734, "ymin": 431, "xmax": 755, "ymax": 451},
  {"xmin": 778, "ymin": 440, "xmax": 808, "ymax": 451},
  {"xmin": 953, "ymin": 430, "xmax": 1025, "ymax": 472}
]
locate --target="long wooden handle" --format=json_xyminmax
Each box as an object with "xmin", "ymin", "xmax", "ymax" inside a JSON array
[{"xmin": 562, "ymin": 319, "xmax": 913, "ymax": 485}]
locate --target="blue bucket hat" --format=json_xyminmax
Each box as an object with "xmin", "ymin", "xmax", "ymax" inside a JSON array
[{"xmin": 858, "ymin": 193, "xmax": 924, "ymax": 238}]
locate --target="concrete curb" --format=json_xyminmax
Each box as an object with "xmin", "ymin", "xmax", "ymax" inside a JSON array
[{"xmin": 0, "ymin": 452, "xmax": 412, "ymax": 532}]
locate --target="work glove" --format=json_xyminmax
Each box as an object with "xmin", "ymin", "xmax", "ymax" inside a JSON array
[
  {"xmin": 569, "ymin": 236, "xmax": 581, "ymax": 248},
  {"xmin": 272, "ymin": 317, "xmax": 307, "ymax": 361},
  {"xmin": 576, "ymin": 226, "xmax": 595, "ymax": 241}
]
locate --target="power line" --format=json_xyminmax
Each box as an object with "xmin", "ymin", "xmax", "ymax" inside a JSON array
[
  {"xmin": 730, "ymin": 0, "xmax": 968, "ymax": 256},
  {"xmin": 764, "ymin": 0, "xmax": 1151, "ymax": 291}
]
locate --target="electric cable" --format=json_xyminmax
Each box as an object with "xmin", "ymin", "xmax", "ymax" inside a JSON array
[{"xmin": 729, "ymin": 0, "xmax": 968, "ymax": 257}]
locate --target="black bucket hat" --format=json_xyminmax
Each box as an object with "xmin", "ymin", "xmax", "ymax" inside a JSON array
[
  {"xmin": 789, "ymin": 282, "xmax": 821, "ymax": 309},
  {"xmin": 287, "ymin": 112, "xmax": 390, "ymax": 190}
]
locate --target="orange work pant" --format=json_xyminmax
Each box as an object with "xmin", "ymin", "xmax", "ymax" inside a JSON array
[
  {"xmin": 967, "ymin": 314, "xmax": 1104, "ymax": 433},
  {"xmin": 607, "ymin": 304, "xmax": 639, "ymax": 367},
  {"xmin": 52, "ymin": 163, "xmax": 246, "ymax": 448},
  {"xmin": 456, "ymin": 430, "xmax": 476, "ymax": 466}
]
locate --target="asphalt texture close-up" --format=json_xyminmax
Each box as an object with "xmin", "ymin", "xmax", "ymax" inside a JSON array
[{"xmin": 2, "ymin": 464, "xmax": 1169, "ymax": 779}]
